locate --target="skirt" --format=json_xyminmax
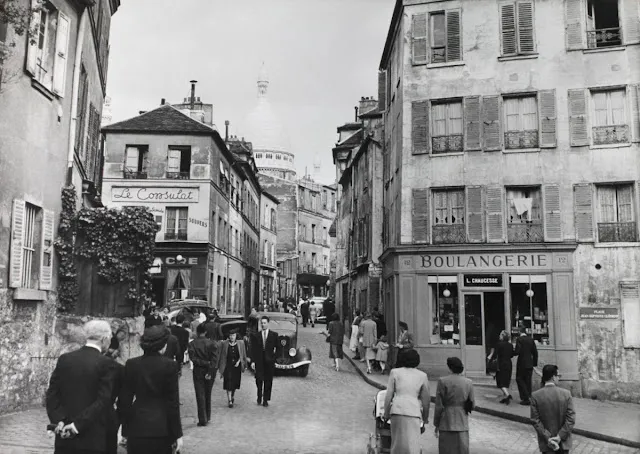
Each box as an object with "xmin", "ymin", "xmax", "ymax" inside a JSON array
[
  {"xmin": 365, "ymin": 346, "xmax": 376, "ymax": 360},
  {"xmin": 375, "ymin": 347, "xmax": 388, "ymax": 363},
  {"xmin": 390, "ymin": 415, "xmax": 422, "ymax": 454},
  {"xmin": 496, "ymin": 363, "xmax": 512, "ymax": 389},
  {"xmin": 438, "ymin": 430, "xmax": 469, "ymax": 454},
  {"xmin": 223, "ymin": 365, "xmax": 242, "ymax": 391},
  {"xmin": 329, "ymin": 343, "xmax": 344, "ymax": 359},
  {"xmin": 349, "ymin": 325, "xmax": 359, "ymax": 351}
]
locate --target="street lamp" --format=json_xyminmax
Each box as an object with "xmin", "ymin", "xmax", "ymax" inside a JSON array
[
  {"xmin": 176, "ymin": 254, "xmax": 184, "ymax": 262},
  {"xmin": 526, "ymin": 288, "xmax": 534, "ymax": 298}
]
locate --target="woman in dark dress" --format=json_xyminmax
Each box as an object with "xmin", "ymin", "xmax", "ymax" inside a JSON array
[
  {"xmin": 325, "ymin": 313, "xmax": 345, "ymax": 371},
  {"xmin": 218, "ymin": 329, "xmax": 247, "ymax": 408},
  {"xmin": 488, "ymin": 330, "xmax": 514, "ymax": 404}
]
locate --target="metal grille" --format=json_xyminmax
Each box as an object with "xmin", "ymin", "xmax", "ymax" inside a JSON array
[
  {"xmin": 431, "ymin": 135, "xmax": 463, "ymax": 153},
  {"xmin": 592, "ymin": 125, "xmax": 629, "ymax": 145},
  {"xmin": 277, "ymin": 336, "xmax": 291, "ymax": 363},
  {"xmin": 504, "ymin": 130, "xmax": 539, "ymax": 149},
  {"xmin": 123, "ymin": 170, "xmax": 147, "ymax": 179},
  {"xmin": 597, "ymin": 222, "xmax": 637, "ymax": 242},
  {"xmin": 587, "ymin": 28, "xmax": 622, "ymax": 49},
  {"xmin": 433, "ymin": 224, "xmax": 466, "ymax": 244},
  {"xmin": 166, "ymin": 171, "xmax": 190, "ymax": 179},
  {"xmin": 21, "ymin": 204, "xmax": 38, "ymax": 288},
  {"xmin": 507, "ymin": 223, "xmax": 544, "ymax": 243}
]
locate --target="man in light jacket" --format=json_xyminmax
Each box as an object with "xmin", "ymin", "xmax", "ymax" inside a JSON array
[{"xmin": 359, "ymin": 313, "xmax": 377, "ymax": 374}]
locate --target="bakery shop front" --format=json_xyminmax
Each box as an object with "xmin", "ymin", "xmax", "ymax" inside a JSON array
[{"xmin": 381, "ymin": 246, "xmax": 578, "ymax": 381}]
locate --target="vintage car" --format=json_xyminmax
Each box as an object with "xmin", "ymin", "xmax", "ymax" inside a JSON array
[
  {"xmin": 257, "ymin": 312, "xmax": 312, "ymax": 377},
  {"xmin": 166, "ymin": 299, "xmax": 211, "ymax": 324}
]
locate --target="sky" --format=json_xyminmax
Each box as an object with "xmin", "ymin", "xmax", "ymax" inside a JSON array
[{"xmin": 106, "ymin": 0, "xmax": 396, "ymax": 185}]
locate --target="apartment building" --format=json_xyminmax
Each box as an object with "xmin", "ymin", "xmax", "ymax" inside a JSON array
[
  {"xmin": 379, "ymin": 0, "xmax": 640, "ymax": 400},
  {"xmin": 260, "ymin": 191, "xmax": 280, "ymax": 305}
]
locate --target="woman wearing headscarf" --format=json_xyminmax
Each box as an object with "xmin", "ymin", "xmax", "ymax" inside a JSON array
[
  {"xmin": 119, "ymin": 325, "xmax": 183, "ymax": 454},
  {"xmin": 383, "ymin": 349, "xmax": 430, "ymax": 454},
  {"xmin": 434, "ymin": 357, "xmax": 475, "ymax": 454},
  {"xmin": 218, "ymin": 328, "xmax": 247, "ymax": 408},
  {"xmin": 487, "ymin": 330, "xmax": 514, "ymax": 404}
]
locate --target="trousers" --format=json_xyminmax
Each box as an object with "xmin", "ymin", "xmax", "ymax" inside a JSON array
[
  {"xmin": 516, "ymin": 367, "xmax": 533, "ymax": 401},
  {"xmin": 256, "ymin": 363, "xmax": 275, "ymax": 402},
  {"xmin": 193, "ymin": 367, "xmax": 216, "ymax": 423}
]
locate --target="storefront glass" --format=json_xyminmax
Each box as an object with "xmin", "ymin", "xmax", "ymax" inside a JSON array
[
  {"xmin": 428, "ymin": 278, "xmax": 460, "ymax": 345},
  {"xmin": 510, "ymin": 275, "xmax": 550, "ymax": 346}
]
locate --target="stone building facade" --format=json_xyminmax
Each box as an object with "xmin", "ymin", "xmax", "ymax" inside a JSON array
[
  {"xmin": 378, "ymin": 0, "xmax": 640, "ymax": 401},
  {"xmin": 259, "ymin": 191, "xmax": 279, "ymax": 306}
]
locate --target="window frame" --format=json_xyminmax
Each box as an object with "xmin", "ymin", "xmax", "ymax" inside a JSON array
[
  {"xmin": 595, "ymin": 183, "xmax": 637, "ymax": 243},
  {"xmin": 499, "ymin": 1, "xmax": 537, "ymax": 57},
  {"xmin": 165, "ymin": 207, "xmax": 188, "ymax": 240},
  {"xmin": 430, "ymin": 99, "xmax": 464, "ymax": 154},
  {"xmin": 589, "ymin": 87, "xmax": 630, "ymax": 146},
  {"xmin": 502, "ymin": 94, "xmax": 540, "ymax": 150}
]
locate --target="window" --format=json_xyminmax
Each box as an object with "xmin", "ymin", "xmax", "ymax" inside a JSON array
[
  {"xmin": 217, "ymin": 217, "xmax": 223, "ymax": 247},
  {"xmin": 154, "ymin": 215, "xmax": 162, "ymax": 233},
  {"xmin": 597, "ymin": 184, "xmax": 637, "ymax": 242},
  {"xmin": 504, "ymin": 96, "xmax": 539, "ymax": 149},
  {"xmin": 412, "ymin": 10, "xmax": 461, "ymax": 65},
  {"xmin": 266, "ymin": 153, "xmax": 273, "ymax": 159},
  {"xmin": 510, "ymin": 276, "xmax": 550, "ymax": 346},
  {"xmin": 256, "ymin": 153, "xmax": 262, "ymax": 158},
  {"xmin": 586, "ymin": 0, "xmax": 621, "ymax": 49},
  {"xmin": 500, "ymin": 2, "xmax": 535, "ymax": 56},
  {"xmin": 311, "ymin": 224, "xmax": 316, "ymax": 243},
  {"xmin": 431, "ymin": 101, "xmax": 463, "ymax": 153},
  {"xmin": 323, "ymin": 226, "xmax": 328, "ymax": 245},
  {"xmin": 270, "ymin": 208, "xmax": 277, "ymax": 231},
  {"xmin": 124, "ymin": 146, "xmax": 148, "ymax": 178},
  {"xmin": 591, "ymin": 89, "xmax": 628, "ymax": 145},
  {"xmin": 506, "ymin": 187, "xmax": 543, "ymax": 242},
  {"xmin": 21, "ymin": 203, "xmax": 39, "ymax": 288},
  {"xmin": 75, "ymin": 66, "xmax": 88, "ymax": 159},
  {"xmin": 426, "ymin": 279, "xmax": 460, "ymax": 345},
  {"xmin": 26, "ymin": 3, "xmax": 70, "ymax": 95},
  {"xmin": 432, "ymin": 189, "xmax": 465, "ymax": 244},
  {"xmin": 167, "ymin": 147, "xmax": 191, "ymax": 179},
  {"xmin": 276, "ymin": 154, "xmax": 281, "ymax": 160},
  {"xmin": 165, "ymin": 207, "xmax": 188, "ymax": 240}
]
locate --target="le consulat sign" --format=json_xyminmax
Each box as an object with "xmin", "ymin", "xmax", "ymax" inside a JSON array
[{"xmin": 111, "ymin": 186, "xmax": 199, "ymax": 203}]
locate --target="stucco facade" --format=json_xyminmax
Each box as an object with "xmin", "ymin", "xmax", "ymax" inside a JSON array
[{"xmin": 260, "ymin": 192, "xmax": 279, "ymax": 306}]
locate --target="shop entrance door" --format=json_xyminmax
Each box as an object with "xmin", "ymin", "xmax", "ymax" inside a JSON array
[{"xmin": 464, "ymin": 292, "xmax": 506, "ymax": 376}]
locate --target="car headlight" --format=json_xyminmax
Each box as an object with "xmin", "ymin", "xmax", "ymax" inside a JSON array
[{"xmin": 289, "ymin": 348, "xmax": 296, "ymax": 357}]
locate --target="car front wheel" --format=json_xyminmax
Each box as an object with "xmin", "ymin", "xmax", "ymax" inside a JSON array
[{"xmin": 298, "ymin": 364, "xmax": 309, "ymax": 377}]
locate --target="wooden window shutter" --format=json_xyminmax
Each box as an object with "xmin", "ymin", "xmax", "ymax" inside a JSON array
[
  {"xmin": 412, "ymin": 188, "xmax": 430, "ymax": 244},
  {"xmin": 466, "ymin": 186, "xmax": 485, "ymax": 242},
  {"xmin": 622, "ymin": 0, "xmax": 640, "ymax": 45},
  {"xmin": 25, "ymin": 0, "xmax": 41, "ymax": 75},
  {"xmin": 464, "ymin": 96, "xmax": 481, "ymax": 150},
  {"xmin": 568, "ymin": 89, "xmax": 589, "ymax": 146},
  {"xmin": 574, "ymin": 183, "xmax": 594, "ymax": 242},
  {"xmin": 52, "ymin": 11, "xmax": 70, "ymax": 96},
  {"xmin": 543, "ymin": 184, "xmax": 562, "ymax": 242},
  {"xmin": 637, "ymin": 181, "xmax": 640, "ymax": 238},
  {"xmin": 412, "ymin": 13, "xmax": 428, "ymax": 65},
  {"xmin": 565, "ymin": 0, "xmax": 584, "ymax": 50},
  {"xmin": 39, "ymin": 209, "xmax": 54, "ymax": 290},
  {"xmin": 620, "ymin": 281, "xmax": 640, "ymax": 347},
  {"xmin": 446, "ymin": 9, "xmax": 462, "ymax": 62},
  {"xmin": 630, "ymin": 84, "xmax": 640, "ymax": 143},
  {"xmin": 378, "ymin": 70, "xmax": 387, "ymax": 111},
  {"xmin": 482, "ymin": 95, "xmax": 502, "ymax": 151},
  {"xmin": 500, "ymin": 4, "xmax": 517, "ymax": 55},
  {"xmin": 9, "ymin": 199, "xmax": 26, "ymax": 288},
  {"xmin": 538, "ymin": 89, "xmax": 557, "ymax": 148},
  {"xmin": 486, "ymin": 186, "xmax": 505, "ymax": 242},
  {"xmin": 517, "ymin": 2, "xmax": 535, "ymax": 53},
  {"xmin": 412, "ymin": 100, "xmax": 430, "ymax": 154}
]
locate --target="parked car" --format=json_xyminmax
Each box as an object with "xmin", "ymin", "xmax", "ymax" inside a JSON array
[
  {"xmin": 308, "ymin": 296, "xmax": 327, "ymax": 316},
  {"xmin": 257, "ymin": 312, "xmax": 312, "ymax": 377},
  {"xmin": 166, "ymin": 299, "xmax": 211, "ymax": 324}
]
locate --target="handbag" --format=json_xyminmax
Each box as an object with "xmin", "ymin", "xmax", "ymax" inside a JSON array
[
  {"xmin": 325, "ymin": 335, "xmax": 331, "ymax": 343},
  {"xmin": 486, "ymin": 357, "xmax": 498, "ymax": 374}
]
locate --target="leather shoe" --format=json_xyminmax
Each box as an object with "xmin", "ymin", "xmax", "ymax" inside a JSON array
[
  {"xmin": 197, "ymin": 422, "xmax": 207, "ymax": 427},
  {"xmin": 257, "ymin": 398, "xmax": 262, "ymax": 405},
  {"xmin": 520, "ymin": 400, "xmax": 531, "ymax": 406},
  {"xmin": 263, "ymin": 401, "xmax": 269, "ymax": 407}
]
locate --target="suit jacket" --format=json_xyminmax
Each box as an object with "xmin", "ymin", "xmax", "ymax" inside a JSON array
[
  {"xmin": 250, "ymin": 329, "xmax": 278, "ymax": 378},
  {"xmin": 46, "ymin": 346, "xmax": 117, "ymax": 453},
  {"xmin": 383, "ymin": 368, "xmax": 430, "ymax": 421},
  {"xmin": 163, "ymin": 334, "xmax": 182, "ymax": 363},
  {"xmin": 107, "ymin": 360, "xmax": 125, "ymax": 454},
  {"xmin": 188, "ymin": 337, "xmax": 220, "ymax": 374},
  {"xmin": 170, "ymin": 325, "xmax": 190, "ymax": 357},
  {"xmin": 359, "ymin": 319, "xmax": 378, "ymax": 347},
  {"xmin": 433, "ymin": 374, "xmax": 475, "ymax": 432},
  {"xmin": 530, "ymin": 384, "xmax": 575, "ymax": 452},
  {"xmin": 204, "ymin": 320, "xmax": 224, "ymax": 341},
  {"xmin": 396, "ymin": 331, "xmax": 415, "ymax": 349},
  {"xmin": 218, "ymin": 340, "xmax": 247, "ymax": 375},
  {"xmin": 119, "ymin": 352, "xmax": 183, "ymax": 441},
  {"xmin": 300, "ymin": 302, "xmax": 309, "ymax": 316},
  {"xmin": 515, "ymin": 335, "xmax": 538, "ymax": 370}
]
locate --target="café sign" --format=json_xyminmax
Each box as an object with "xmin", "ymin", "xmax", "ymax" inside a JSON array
[
  {"xmin": 419, "ymin": 253, "xmax": 550, "ymax": 270},
  {"xmin": 111, "ymin": 186, "xmax": 199, "ymax": 203}
]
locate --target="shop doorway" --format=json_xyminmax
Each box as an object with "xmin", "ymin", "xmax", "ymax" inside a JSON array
[
  {"xmin": 151, "ymin": 277, "xmax": 165, "ymax": 307},
  {"xmin": 463, "ymin": 292, "xmax": 505, "ymax": 376}
]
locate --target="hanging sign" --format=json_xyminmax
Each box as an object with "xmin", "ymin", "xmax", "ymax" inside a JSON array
[{"xmin": 463, "ymin": 274, "xmax": 503, "ymax": 287}]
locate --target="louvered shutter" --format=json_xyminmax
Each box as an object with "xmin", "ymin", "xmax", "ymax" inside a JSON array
[
  {"xmin": 25, "ymin": 0, "xmax": 41, "ymax": 75},
  {"xmin": 568, "ymin": 89, "xmax": 589, "ymax": 146},
  {"xmin": 412, "ymin": 101, "xmax": 430, "ymax": 154},
  {"xmin": 574, "ymin": 184, "xmax": 594, "ymax": 242},
  {"xmin": 482, "ymin": 95, "xmax": 502, "ymax": 151},
  {"xmin": 466, "ymin": 186, "xmax": 484, "ymax": 242},
  {"xmin": 52, "ymin": 11, "xmax": 70, "ymax": 96},
  {"xmin": 40, "ymin": 209, "xmax": 54, "ymax": 290},
  {"xmin": 565, "ymin": 0, "xmax": 584, "ymax": 50},
  {"xmin": 543, "ymin": 185, "xmax": 562, "ymax": 241},
  {"xmin": 412, "ymin": 14, "xmax": 428, "ymax": 65},
  {"xmin": 500, "ymin": 4, "xmax": 517, "ymax": 55},
  {"xmin": 378, "ymin": 70, "xmax": 387, "ymax": 111},
  {"xmin": 620, "ymin": 281, "xmax": 640, "ymax": 347},
  {"xmin": 464, "ymin": 96, "xmax": 481, "ymax": 150},
  {"xmin": 486, "ymin": 186, "xmax": 505, "ymax": 242},
  {"xmin": 412, "ymin": 189, "xmax": 430, "ymax": 244},
  {"xmin": 517, "ymin": 2, "xmax": 535, "ymax": 53},
  {"xmin": 446, "ymin": 9, "xmax": 461, "ymax": 62},
  {"xmin": 622, "ymin": 0, "xmax": 640, "ymax": 45},
  {"xmin": 637, "ymin": 181, "xmax": 640, "ymax": 238},
  {"xmin": 9, "ymin": 199, "xmax": 26, "ymax": 288},
  {"xmin": 630, "ymin": 84, "xmax": 640, "ymax": 143},
  {"xmin": 538, "ymin": 89, "xmax": 557, "ymax": 148}
]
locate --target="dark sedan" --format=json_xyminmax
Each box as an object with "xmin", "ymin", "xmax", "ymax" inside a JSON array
[{"xmin": 257, "ymin": 312, "xmax": 312, "ymax": 377}]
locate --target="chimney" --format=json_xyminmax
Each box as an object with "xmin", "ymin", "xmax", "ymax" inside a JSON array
[
  {"xmin": 225, "ymin": 120, "xmax": 230, "ymax": 142},
  {"xmin": 354, "ymin": 106, "xmax": 359, "ymax": 121},
  {"xmin": 359, "ymin": 96, "xmax": 378, "ymax": 116},
  {"xmin": 161, "ymin": 98, "xmax": 165, "ymax": 105},
  {"xmin": 139, "ymin": 111, "xmax": 146, "ymax": 115},
  {"xmin": 190, "ymin": 80, "xmax": 197, "ymax": 110}
]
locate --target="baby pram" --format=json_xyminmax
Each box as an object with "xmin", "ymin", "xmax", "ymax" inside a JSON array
[{"xmin": 367, "ymin": 390, "xmax": 424, "ymax": 454}]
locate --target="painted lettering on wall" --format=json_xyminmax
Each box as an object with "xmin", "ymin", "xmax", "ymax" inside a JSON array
[
  {"xmin": 160, "ymin": 257, "xmax": 200, "ymax": 265},
  {"xmin": 111, "ymin": 186, "xmax": 199, "ymax": 203},
  {"xmin": 189, "ymin": 217, "xmax": 207, "ymax": 227},
  {"xmin": 420, "ymin": 253, "xmax": 549, "ymax": 269}
]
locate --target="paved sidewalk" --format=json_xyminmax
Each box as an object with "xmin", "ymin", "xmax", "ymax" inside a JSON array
[{"xmin": 343, "ymin": 341, "xmax": 640, "ymax": 450}]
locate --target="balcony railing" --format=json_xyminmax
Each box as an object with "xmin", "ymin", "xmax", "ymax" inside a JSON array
[
  {"xmin": 298, "ymin": 265, "xmax": 329, "ymax": 276},
  {"xmin": 165, "ymin": 231, "xmax": 187, "ymax": 240},
  {"xmin": 505, "ymin": 130, "xmax": 539, "ymax": 149},
  {"xmin": 433, "ymin": 224, "xmax": 466, "ymax": 244},
  {"xmin": 592, "ymin": 125, "xmax": 629, "ymax": 145},
  {"xmin": 166, "ymin": 171, "xmax": 190, "ymax": 179},
  {"xmin": 507, "ymin": 223, "xmax": 544, "ymax": 243},
  {"xmin": 432, "ymin": 135, "xmax": 463, "ymax": 154},
  {"xmin": 587, "ymin": 27, "xmax": 622, "ymax": 49},
  {"xmin": 598, "ymin": 222, "xmax": 637, "ymax": 243},
  {"xmin": 123, "ymin": 169, "xmax": 147, "ymax": 179}
]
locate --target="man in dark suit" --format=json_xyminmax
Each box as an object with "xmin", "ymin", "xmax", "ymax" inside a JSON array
[
  {"xmin": 105, "ymin": 359, "xmax": 124, "ymax": 454},
  {"xmin": 170, "ymin": 314, "xmax": 190, "ymax": 364},
  {"xmin": 250, "ymin": 315, "xmax": 278, "ymax": 407},
  {"xmin": 203, "ymin": 313, "xmax": 224, "ymax": 341},
  {"xmin": 188, "ymin": 323, "xmax": 220, "ymax": 426},
  {"xmin": 300, "ymin": 300, "xmax": 309, "ymax": 327},
  {"xmin": 515, "ymin": 329, "xmax": 538, "ymax": 405},
  {"xmin": 46, "ymin": 320, "xmax": 117, "ymax": 454},
  {"xmin": 530, "ymin": 365, "xmax": 575, "ymax": 453}
]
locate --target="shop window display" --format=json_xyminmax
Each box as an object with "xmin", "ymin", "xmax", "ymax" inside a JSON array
[
  {"xmin": 429, "ymin": 282, "xmax": 460, "ymax": 345},
  {"xmin": 510, "ymin": 276, "xmax": 550, "ymax": 346}
]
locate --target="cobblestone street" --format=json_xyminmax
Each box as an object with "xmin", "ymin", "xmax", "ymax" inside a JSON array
[{"xmin": 0, "ymin": 325, "xmax": 638, "ymax": 454}]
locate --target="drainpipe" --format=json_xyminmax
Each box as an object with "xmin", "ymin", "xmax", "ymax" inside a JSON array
[{"xmin": 66, "ymin": 8, "xmax": 88, "ymax": 186}]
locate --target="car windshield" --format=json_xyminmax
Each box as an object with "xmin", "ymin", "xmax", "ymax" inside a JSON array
[{"xmin": 264, "ymin": 319, "xmax": 296, "ymax": 331}]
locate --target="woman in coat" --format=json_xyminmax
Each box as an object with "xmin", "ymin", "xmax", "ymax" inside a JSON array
[
  {"xmin": 349, "ymin": 310, "xmax": 362, "ymax": 355},
  {"xmin": 359, "ymin": 313, "xmax": 378, "ymax": 374},
  {"xmin": 434, "ymin": 357, "xmax": 475, "ymax": 454},
  {"xmin": 119, "ymin": 326, "xmax": 183, "ymax": 454},
  {"xmin": 324, "ymin": 313, "xmax": 345, "ymax": 371},
  {"xmin": 488, "ymin": 330, "xmax": 514, "ymax": 404},
  {"xmin": 383, "ymin": 349, "xmax": 430, "ymax": 454},
  {"xmin": 388, "ymin": 321, "xmax": 415, "ymax": 370},
  {"xmin": 218, "ymin": 328, "xmax": 247, "ymax": 408},
  {"xmin": 309, "ymin": 303, "xmax": 318, "ymax": 327}
]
